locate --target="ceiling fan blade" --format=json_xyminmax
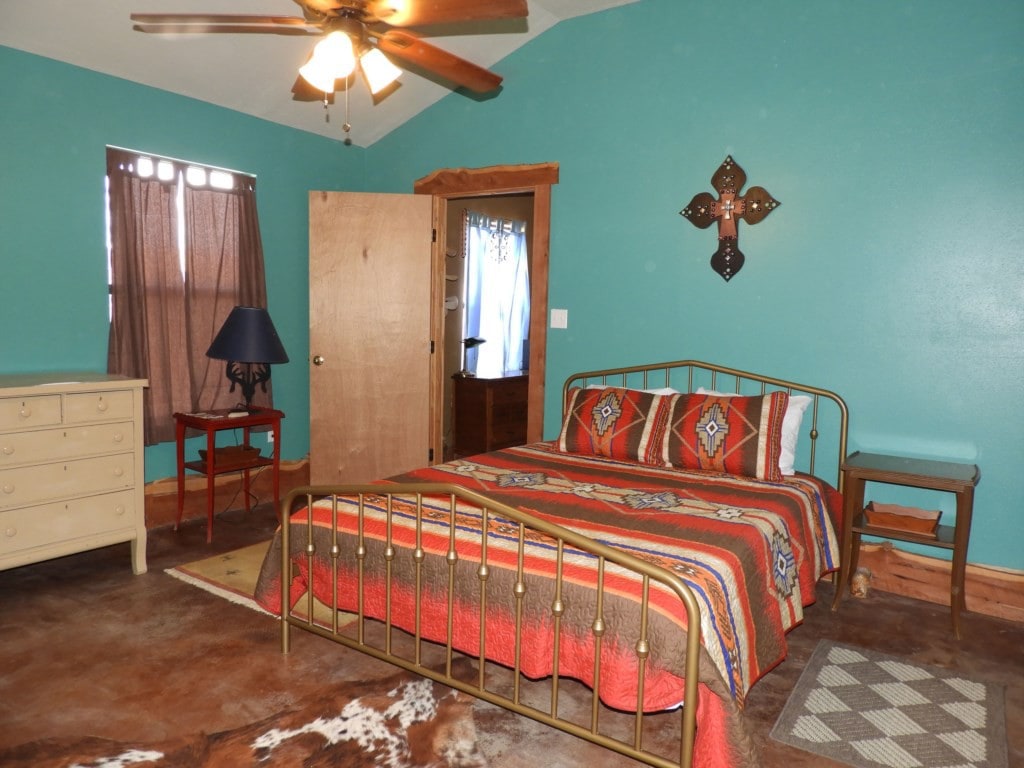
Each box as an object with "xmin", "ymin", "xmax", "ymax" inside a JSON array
[
  {"xmin": 130, "ymin": 13, "xmax": 312, "ymax": 26},
  {"xmin": 133, "ymin": 23, "xmax": 319, "ymax": 35},
  {"xmin": 377, "ymin": 30, "xmax": 502, "ymax": 92},
  {"xmin": 130, "ymin": 14, "xmax": 319, "ymax": 35},
  {"xmin": 366, "ymin": 0, "xmax": 527, "ymax": 27}
]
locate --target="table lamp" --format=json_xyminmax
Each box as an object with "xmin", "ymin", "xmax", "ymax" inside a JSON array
[
  {"xmin": 206, "ymin": 306, "xmax": 289, "ymax": 411},
  {"xmin": 459, "ymin": 336, "xmax": 486, "ymax": 377}
]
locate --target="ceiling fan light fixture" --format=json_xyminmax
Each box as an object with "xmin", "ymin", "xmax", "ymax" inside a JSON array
[
  {"xmin": 359, "ymin": 47, "xmax": 402, "ymax": 94},
  {"xmin": 299, "ymin": 30, "xmax": 356, "ymax": 92}
]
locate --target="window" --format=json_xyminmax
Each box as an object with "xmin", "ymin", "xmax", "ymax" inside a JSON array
[
  {"xmin": 105, "ymin": 146, "xmax": 270, "ymax": 445},
  {"xmin": 461, "ymin": 211, "xmax": 530, "ymax": 378}
]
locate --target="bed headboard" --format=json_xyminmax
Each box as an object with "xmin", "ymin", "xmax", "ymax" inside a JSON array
[{"xmin": 563, "ymin": 359, "xmax": 849, "ymax": 490}]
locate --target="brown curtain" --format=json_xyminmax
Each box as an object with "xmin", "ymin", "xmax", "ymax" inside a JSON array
[
  {"xmin": 184, "ymin": 178, "xmax": 270, "ymax": 414},
  {"xmin": 107, "ymin": 148, "xmax": 269, "ymax": 445}
]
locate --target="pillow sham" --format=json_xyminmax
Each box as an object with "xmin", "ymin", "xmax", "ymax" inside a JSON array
[
  {"xmin": 696, "ymin": 388, "xmax": 811, "ymax": 475},
  {"xmin": 661, "ymin": 391, "xmax": 789, "ymax": 481},
  {"xmin": 558, "ymin": 386, "xmax": 671, "ymax": 465}
]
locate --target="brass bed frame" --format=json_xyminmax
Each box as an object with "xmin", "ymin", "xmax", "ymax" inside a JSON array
[{"xmin": 278, "ymin": 359, "xmax": 849, "ymax": 768}]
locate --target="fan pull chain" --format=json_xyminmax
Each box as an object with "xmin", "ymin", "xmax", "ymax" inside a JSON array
[
  {"xmin": 342, "ymin": 78, "xmax": 353, "ymax": 146},
  {"xmin": 317, "ymin": 84, "xmax": 352, "ymax": 147}
]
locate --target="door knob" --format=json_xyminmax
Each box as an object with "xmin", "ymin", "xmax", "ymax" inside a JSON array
[{"xmin": 312, "ymin": 355, "xmax": 325, "ymax": 366}]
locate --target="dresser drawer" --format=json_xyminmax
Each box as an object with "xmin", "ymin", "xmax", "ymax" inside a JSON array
[
  {"xmin": 490, "ymin": 380, "xmax": 528, "ymax": 407},
  {"xmin": 0, "ymin": 394, "xmax": 63, "ymax": 431},
  {"xmin": 0, "ymin": 422, "xmax": 134, "ymax": 467},
  {"xmin": 491, "ymin": 402, "xmax": 526, "ymax": 428},
  {"xmin": 0, "ymin": 490, "xmax": 137, "ymax": 555},
  {"xmin": 489, "ymin": 422, "xmax": 527, "ymax": 448},
  {"xmin": 65, "ymin": 389, "xmax": 135, "ymax": 424},
  {"xmin": 0, "ymin": 453, "xmax": 135, "ymax": 510}
]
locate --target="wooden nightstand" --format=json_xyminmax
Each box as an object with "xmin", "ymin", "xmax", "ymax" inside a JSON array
[
  {"xmin": 831, "ymin": 450, "xmax": 980, "ymax": 638},
  {"xmin": 174, "ymin": 407, "xmax": 283, "ymax": 543}
]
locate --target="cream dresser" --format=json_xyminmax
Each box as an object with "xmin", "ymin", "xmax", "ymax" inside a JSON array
[{"xmin": 0, "ymin": 373, "xmax": 148, "ymax": 574}]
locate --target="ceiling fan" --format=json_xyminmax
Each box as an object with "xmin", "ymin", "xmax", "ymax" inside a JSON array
[{"xmin": 131, "ymin": 0, "xmax": 529, "ymax": 101}]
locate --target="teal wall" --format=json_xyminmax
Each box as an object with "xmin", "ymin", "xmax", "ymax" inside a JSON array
[{"xmin": 2, "ymin": 0, "xmax": 1022, "ymax": 570}]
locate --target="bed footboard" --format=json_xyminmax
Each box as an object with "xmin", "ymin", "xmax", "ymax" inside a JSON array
[{"xmin": 277, "ymin": 483, "xmax": 703, "ymax": 768}]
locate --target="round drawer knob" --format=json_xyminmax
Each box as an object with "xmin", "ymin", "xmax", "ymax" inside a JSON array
[
  {"xmin": 2, "ymin": 484, "xmax": 14, "ymax": 495},
  {"xmin": 97, "ymin": 401, "xmax": 109, "ymax": 412},
  {"xmin": 113, "ymin": 467, "xmax": 125, "ymax": 477},
  {"xmin": 18, "ymin": 406, "xmax": 31, "ymax": 419},
  {"xmin": 1, "ymin": 445, "xmax": 13, "ymax": 456},
  {"xmin": 115, "ymin": 505, "xmax": 126, "ymax": 516},
  {"xmin": 4, "ymin": 527, "xmax": 15, "ymax": 538},
  {"xmin": 113, "ymin": 433, "xmax": 125, "ymax": 443}
]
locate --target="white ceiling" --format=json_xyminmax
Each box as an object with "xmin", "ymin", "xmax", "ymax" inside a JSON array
[{"xmin": 0, "ymin": 0, "xmax": 636, "ymax": 147}]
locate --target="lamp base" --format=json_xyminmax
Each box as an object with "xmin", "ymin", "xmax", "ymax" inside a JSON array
[{"xmin": 224, "ymin": 361, "xmax": 271, "ymax": 410}]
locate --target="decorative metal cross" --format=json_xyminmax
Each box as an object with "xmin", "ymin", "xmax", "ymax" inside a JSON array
[{"xmin": 680, "ymin": 156, "xmax": 780, "ymax": 281}]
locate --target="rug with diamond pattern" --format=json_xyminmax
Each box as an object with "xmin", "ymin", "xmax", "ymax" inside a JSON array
[{"xmin": 770, "ymin": 640, "xmax": 1007, "ymax": 768}]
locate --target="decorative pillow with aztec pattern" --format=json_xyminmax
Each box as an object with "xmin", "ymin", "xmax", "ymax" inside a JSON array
[
  {"xmin": 557, "ymin": 387, "xmax": 671, "ymax": 465},
  {"xmin": 660, "ymin": 391, "xmax": 790, "ymax": 481}
]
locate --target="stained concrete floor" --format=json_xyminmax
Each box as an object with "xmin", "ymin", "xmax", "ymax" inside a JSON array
[{"xmin": 1, "ymin": 501, "xmax": 1021, "ymax": 767}]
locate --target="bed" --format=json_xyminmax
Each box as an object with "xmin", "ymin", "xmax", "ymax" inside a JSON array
[{"xmin": 254, "ymin": 359, "xmax": 848, "ymax": 768}]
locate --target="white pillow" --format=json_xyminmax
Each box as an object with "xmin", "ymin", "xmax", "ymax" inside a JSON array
[
  {"xmin": 585, "ymin": 384, "xmax": 679, "ymax": 396},
  {"xmin": 695, "ymin": 388, "xmax": 811, "ymax": 476}
]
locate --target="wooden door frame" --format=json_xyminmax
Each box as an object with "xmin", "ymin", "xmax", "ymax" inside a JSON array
[{"xmin": 414, "ymin": 163, "xmax": 558, "ymax": 460}]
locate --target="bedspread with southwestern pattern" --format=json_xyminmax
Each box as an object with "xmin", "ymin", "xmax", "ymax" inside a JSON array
[{"xmin": 255, "ymin": 442, "xmax": 840, "ymax": 715}]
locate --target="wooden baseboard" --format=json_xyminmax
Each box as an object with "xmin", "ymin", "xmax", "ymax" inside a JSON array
[
  {"xmin": 854, "ymin": 541, "xmax": 1024, "ymax": 625},
  {"xmin": 144, "ymin": 457, "xmax": 310, "ymax": 529}
]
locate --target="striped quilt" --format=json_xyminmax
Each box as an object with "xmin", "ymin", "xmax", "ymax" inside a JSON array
[
  {"xmin": 255, "ymin": 442, "xmax": 841, "ymax": 765},
  {"xmin": 399, "ymin": 443, "xmax": 840, "ymax": 700}
]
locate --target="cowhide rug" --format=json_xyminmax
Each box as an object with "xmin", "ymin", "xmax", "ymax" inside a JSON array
[{"xmin": 0, "ymin": 662, "xmax": 488, "ymax": 768}]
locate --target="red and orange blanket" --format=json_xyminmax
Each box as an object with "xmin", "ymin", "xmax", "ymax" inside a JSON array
[{"xmin": 255, "ymin": 442, "xmax": 842, "ymax": 768}]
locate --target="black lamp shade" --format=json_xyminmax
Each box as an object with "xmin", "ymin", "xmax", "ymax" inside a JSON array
[{"xmin": 206, "ymin": 306, "xmax": 289, "ymax": 364}]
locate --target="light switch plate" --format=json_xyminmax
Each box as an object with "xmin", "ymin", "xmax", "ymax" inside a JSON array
[{"xmin": 550, "ymin": 308, "xmax": 568, "ymax": 329}]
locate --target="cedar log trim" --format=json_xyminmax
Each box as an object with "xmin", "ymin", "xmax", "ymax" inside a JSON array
[
  {"xmin": 144, "ymin": 457, "xmax": 309, "ymax": 531},
  {"xmin": 843, "ymin": 541, "xmax": 1024, "ymax": 626},
  {"xmin": 413, "ymin": 162, "xmax": 559, "ymax": 195},
  {"xmin": 146, "ymin": 463, "xmax": 1023, "ymax": 626}
]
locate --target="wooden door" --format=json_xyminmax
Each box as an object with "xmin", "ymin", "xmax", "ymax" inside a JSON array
[{"xmin": 308, "ymin": 191, "xmax": 435, "ymax": 484}]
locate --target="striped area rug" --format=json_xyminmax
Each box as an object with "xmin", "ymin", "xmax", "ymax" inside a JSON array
[{"xmin": 770, "ymin": 640, "xmax": 1007, "ymax": 768}]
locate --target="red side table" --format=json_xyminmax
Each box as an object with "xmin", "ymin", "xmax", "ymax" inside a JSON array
[{"xmin": 174, "ymin": 407, "xmax": 283, "ymax": 543}]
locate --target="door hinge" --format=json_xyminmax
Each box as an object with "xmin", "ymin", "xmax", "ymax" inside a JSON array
[
  {"xmin": 432, "ymin": 228, "xmax": 437, "ymax": 243},
  {"xmin": 430, "ymin": 340, "xmax": 435, "ymax": 354},
  {"xmin": 428, "ymin": 448, "xmax": 435, "ymax": 462}
]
